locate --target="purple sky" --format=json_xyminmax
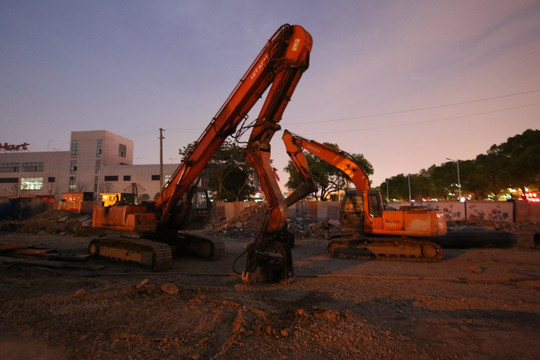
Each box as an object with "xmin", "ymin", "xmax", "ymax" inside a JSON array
[{"xmin": 2, "ymin": 0, "xmax": 539, "ymax": 187}]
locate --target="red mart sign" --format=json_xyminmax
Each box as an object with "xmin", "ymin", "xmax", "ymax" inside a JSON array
[{"xmin": 0, "ymin": 142, "xmax": 30, "ymax": 151}]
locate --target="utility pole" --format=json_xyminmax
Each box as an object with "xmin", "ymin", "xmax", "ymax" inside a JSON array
[{"xmin": 159, "ymin": 128, "xmax": 165, "ymax": 191}]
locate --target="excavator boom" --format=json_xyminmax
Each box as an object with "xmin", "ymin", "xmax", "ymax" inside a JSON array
[
  {"xmin": 155, "ymin": 25, "xmax": 312, "ymax": 226},
  {"xmin": 282, "ymin": 130, "xmax": 369, "ymax": 207}
]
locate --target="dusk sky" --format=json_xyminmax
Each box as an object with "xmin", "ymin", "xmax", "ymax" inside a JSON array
[{"xmin": 2, "ymin": 0, "xmax": 539, "ymax": 187}]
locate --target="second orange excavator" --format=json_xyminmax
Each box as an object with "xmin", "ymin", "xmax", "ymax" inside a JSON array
[{"xmin": 282, "ymin": 130, "xmax": 446, "ymax": 261}]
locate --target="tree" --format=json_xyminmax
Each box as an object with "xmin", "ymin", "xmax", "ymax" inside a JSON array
[
  {"xmin": 382, "ymin": 174, "xmax": 411, "ymax": 201},
  {"xmin": 284, "ymin": 142, "xmax": 374, "ymax": 201},
  {"xmin": 382, "ymin": 129, "xmax": 540, "ymax": 200},
  {"xmin": 426, "ymin": 162, "xmax": 458, "ymax": 200},
  {"xmin": 485, "ymin": 129, "xmax": 540, "ymax": 193},
  {"xmin": 178, "ymin": 140, "xmax": 257, "ymax": 201},
  {"xmin": 456, "ymin": 159, "xmax": 484, "ymax": 200}
]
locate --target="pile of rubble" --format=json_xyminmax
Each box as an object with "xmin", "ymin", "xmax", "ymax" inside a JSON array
[
  {"xmin": 214, "ymin": 203, "xmax": 268, "ymax": 239},
  {"xmin": 213, "ymin": 203, "xmax": 341, "ymax": 240},
  {"xmin": 0, "ymin": 209, "xmax": 96, "ymax": 236}
]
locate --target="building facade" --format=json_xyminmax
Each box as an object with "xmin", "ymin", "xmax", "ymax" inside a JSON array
[{"xmin": 1, "ymin": 130, "xmax": 176, "ymax": 201}]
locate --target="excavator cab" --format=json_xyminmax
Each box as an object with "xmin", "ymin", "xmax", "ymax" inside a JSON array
[
  {"xmin": 178, "ymin": 189, "xmax": 212, "ymax": 231},
  {"xmin": 341, "ymin": 190, "xmax": 385, "ymax": 235}
]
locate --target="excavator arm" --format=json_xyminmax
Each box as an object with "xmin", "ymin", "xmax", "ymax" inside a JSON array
[
  {"xmin": 282, "ymin": 129, "xmax": 370, "ymax": 206},
  {"xmin": 156, "ymin": 25, "xmax": 312, "ymax": 283},
  {"xmin": 240, "ymin": 28, "xmax": 312, "ymax": 283},
  {"xmin": 155, "ymin": 25, "xmax": 312, "ymax": 231}
]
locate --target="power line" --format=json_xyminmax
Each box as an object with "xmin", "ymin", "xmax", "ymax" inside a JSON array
[
  {"xmin": 296, "ymin": 101, "xmax": 540, "ymax": 135},
  {"xmin": 289, "ymin": 89, "xmax": 540, "ymax": 125}
]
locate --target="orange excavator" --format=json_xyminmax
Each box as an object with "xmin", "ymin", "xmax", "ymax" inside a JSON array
[
  {"xmin": 91, "ymin": 24, "xmax": 312, "ymax": 283},
  {"xmin": 282, "ymin": 130, "xmax": 446, "ymax": 261}
]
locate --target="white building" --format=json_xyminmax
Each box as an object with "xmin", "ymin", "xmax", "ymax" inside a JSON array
[{"xmin": 0, "ymin": 130, "xmax": 177, "ymax": 201}]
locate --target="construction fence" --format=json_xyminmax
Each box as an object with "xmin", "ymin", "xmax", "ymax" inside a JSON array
[{"xmin": 214, "ymin": 200, "xmax": 540, "ymax": 224}]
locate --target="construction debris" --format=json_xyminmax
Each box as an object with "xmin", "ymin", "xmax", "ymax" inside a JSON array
[
  {"xmin": 214, "ymin": 203, "xmax": 342, "ymax": 240},
  {"xmin": 214, "ymin": 203, "xmax": 268, "ymax": 239},
  {"xmin": 0, "ymin": 209, "xmax": 97, "ymax": 236}
]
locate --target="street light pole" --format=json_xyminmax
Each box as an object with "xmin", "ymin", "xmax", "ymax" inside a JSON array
[
  {"xmin": 447, "ymin": 158, "xmax": 462, "ymax": 200},
  {"xmin": 408, "ymin": 174, "xmax": 412, "ymax": 202}
]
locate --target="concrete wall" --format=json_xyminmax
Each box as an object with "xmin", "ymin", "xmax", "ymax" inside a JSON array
[
  {"xmin": 465, "ymin": 201, "xmax": 514, "ymax": 222},
  {"xmin": 515, "ymin": 201, "xmax": 540, "ymax": 223},
  {"xmin": 215, "ymin": 200, "xmax": 540, "ymax": 224}
]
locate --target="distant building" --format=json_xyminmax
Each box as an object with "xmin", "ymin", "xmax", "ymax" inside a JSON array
[{"xmin": 0, "ymin": 130, "xmax": 177, "ymax": 200}]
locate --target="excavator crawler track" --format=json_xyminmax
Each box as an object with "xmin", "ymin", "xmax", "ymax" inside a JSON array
[
  {"xmin": 89, "ymin": 237, "xmax": 173, "ymax": 271},
  {"xmin": 176, "ymin": 232, "xmax": 226, "ymax": 261},
  {"xmin": 328, "ymin": 237, "xmax": 442, "ymax": 262}
]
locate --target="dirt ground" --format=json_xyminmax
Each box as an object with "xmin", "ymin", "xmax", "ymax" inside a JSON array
[{"xmin": 0, "ymin": 212, "xmax": 539, "ymax": 360}]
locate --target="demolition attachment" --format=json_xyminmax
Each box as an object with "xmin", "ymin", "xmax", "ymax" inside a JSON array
[{"xmin": 241, "ymin": 239, "xmax": 293, "ymax": 284}]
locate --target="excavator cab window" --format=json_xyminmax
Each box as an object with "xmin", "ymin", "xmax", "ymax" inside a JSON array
[
  {"xmin": 192, "ymin": 190, "xmax": 210, "ymax": 210},
  {"xmin": 344, "ymin": 194, "xmax": 363, "ymax": 213},
  {"xmin": 341, "ymin": 191, "xmax": 364, "ymax": 233},
  {"xmin": 368, "ymin": 192, "xmax": 382, "ymax": 218}
]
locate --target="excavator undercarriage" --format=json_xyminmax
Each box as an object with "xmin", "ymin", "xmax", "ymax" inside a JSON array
[
  {"xmin": 327, "ymin": 235, "xmax": 442, "ymax": 262},
  {"xmin": 88, "ymin": 232, "xmax": 226, "ymax": 271},
  {"xmin": 89, "ymin": 237, "xmax": 173, "ymax": 271}
]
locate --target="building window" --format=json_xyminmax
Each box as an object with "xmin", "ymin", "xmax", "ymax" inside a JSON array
[
  {"xmin": 151, "ymin": 175, "xmax": 160, "ymax": 181},
  {"xmin": 48, "ymin": 177, "xmax": 55, "ymax": 183},
  {"xmin": 71, "ymin": 140, "xmax": 79, "ymax": 158},
  {"xmin": 70, "ymin": 160, "xmax": 77, "ymax": 174},
  {"xmin": 96, "ymin": 139, "xmax": 103, "ymax": 157},
  {"xmin": 0, "ymin": 162, "xmax": 20, "ymax": 172},
  {"xmin": 119, "ymin": 144, "xmax": 127, "ymax": 158},
  {"xmin": 123, "ymin": 175, "xmax": 131, "ymax": 181},
  {"xmin": 95, "ymin": 160, "xmax": 101, "ymax": 174},
  {"xmin": 69, "ymin": 176, "xmax": 76, "ymax": 191},
  {"xmin": 21, "ymin": 162, "xmax": 44, "ymax": 172},
  {"xmin": 20, "ymin": 177, "xmax": 43, "ymax": 191},
  {"xmin": 0, "ymin": 178, "xmax": 18, "ymax": 183},
  {"xmin": 104, "ymin": 175, "xmax": 118, "ymax": 181}
]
